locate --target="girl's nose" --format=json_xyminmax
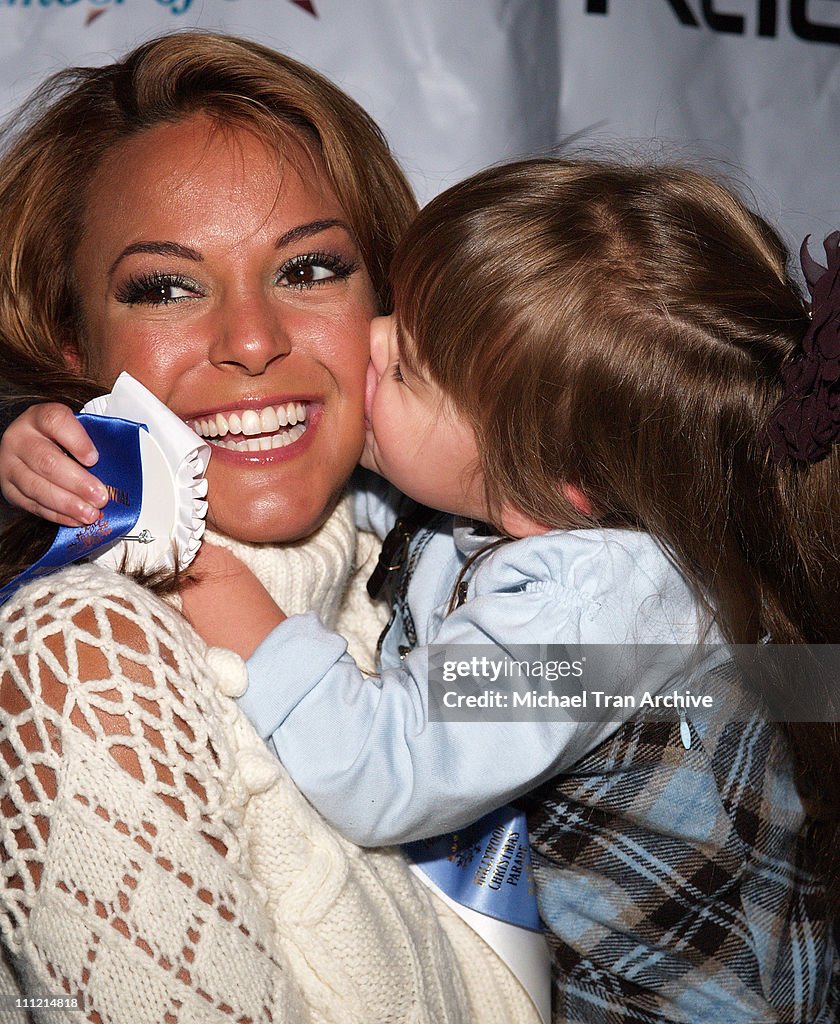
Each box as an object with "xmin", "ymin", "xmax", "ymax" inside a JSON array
[
  {"xmin": 364, "ymin": 357, "xmax": 378, "ymax": 427},
  {"xmin": 209, "ymin": 294, "xmax": 291, "ymax": 375},
  {"xmin": 368, "ymin": 315, "xmax": 393, "ymax": 375}
]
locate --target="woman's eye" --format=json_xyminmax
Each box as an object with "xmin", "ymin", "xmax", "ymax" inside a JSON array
[
  {"xmin": 141, "ymin": 282, "xmax": 195, "ymax": 304},
  {"xmin": 392, "ymin": 362, "xmax": 405, "ymax": 384},
  {"xmin": 116, "ymin": 274, "xmax": 200, "ymax": 306},
  {"xmin": 277, "ymin": 252, "xmax": 356, "ymax": 290},
  {"xmin": 280, "ymin": 264, "xmax": 335, "ymax": 287}
]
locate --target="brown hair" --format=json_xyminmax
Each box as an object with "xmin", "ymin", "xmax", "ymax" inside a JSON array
[
  {"xmin": 0, "ymin": 31, "xmax": 416, "ymax": 576},
  {"xmin": 391, "ymin": 158, "xmax": 840, "ymax": 893},
  {"xmin": 393, "ymin": 158, "xmax": 838, "ymax": 644}
]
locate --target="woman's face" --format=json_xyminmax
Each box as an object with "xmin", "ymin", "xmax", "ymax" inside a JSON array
[{"xmin": 73, "ymin": 114, "xmax": 376, "ymax": 542}]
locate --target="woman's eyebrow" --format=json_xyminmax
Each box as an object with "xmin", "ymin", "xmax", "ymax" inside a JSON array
[
  {"xmin": 109, "ymin": 241, "xmax": 201, "ymax": 277},
  {"xmin": 107, "ymin": 220, "xmax": 353, "ymax": 277},
  {"xmin": 274, "ymin": 219, "xmax": 352, "ymax": 249}
]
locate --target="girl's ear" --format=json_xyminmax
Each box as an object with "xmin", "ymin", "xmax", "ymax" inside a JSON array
[
  {"xmin": 562, "ymin": 483, "xmax": 592, "ymax": 516},
  {"xmin": 498, "ymin": 483, "xmax": 592, "ymax": 539},
  {"xmin": 498, "ymin": 504, "xmax": 552, "ymax": 539}
]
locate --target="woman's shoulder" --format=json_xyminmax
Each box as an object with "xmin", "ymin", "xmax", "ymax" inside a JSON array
[
  {"xmin": 0, "ymin": 560, "xmax": 248, "ymax": 818},
  {"xmin": 0, "ymin": 561, "xmax": 191, "ymax": 640},
  {"xmin": 0, "ymin": 562, "xmax": 209, "ymax": 710}
]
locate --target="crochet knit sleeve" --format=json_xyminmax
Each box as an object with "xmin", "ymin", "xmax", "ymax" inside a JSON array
[{"xmin": 0, "ymin": 564, "xmax": 292, "ymax": 1024}]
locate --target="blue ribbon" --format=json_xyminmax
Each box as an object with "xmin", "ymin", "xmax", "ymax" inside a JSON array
[
  {"xmin": 403, "ymin": 804, "xmax": 542, "ymax": 932},
  {"xmin": 0, "ymin": 414, "xmax": 146, "ymax": 606}
]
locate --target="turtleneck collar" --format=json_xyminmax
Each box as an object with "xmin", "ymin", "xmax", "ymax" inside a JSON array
[{"xmin": 202, "ymin": 493, "xmax": 357, "ymax": 629}]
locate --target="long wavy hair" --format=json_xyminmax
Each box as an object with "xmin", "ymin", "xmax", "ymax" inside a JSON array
[
  {"xmin": 0, "ymin": 30, "xmax": 417, "ymax": 582},
  {"xmin": 391, "ymin": 157, "xmax": 840, "ymax": 903}
]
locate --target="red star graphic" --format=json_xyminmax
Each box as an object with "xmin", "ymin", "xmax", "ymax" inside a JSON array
[{"xmin": 289, "ymin": 0, "xmax": 317, "ymax": 14}]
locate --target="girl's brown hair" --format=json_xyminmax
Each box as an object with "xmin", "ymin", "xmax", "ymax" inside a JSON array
[
  {"xmin": 391, "ymin": 158, "xmax": 840, "ymax": 893},
  {"xmin": 0, "ymin": 30, "xmax": 417, "ymax": 577}
]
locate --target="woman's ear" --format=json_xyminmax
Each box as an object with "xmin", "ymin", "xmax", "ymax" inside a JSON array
[{"xmin": 61, "ymin": 337, "xmax": 83, "ymax": 372}]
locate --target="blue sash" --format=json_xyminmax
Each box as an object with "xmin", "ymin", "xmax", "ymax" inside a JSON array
[
  {"xmin": 404, "ymin": 804, "xmax": 541, "ymax": 931},
  {"xmin": 0, "ymin": 414, "xmax": 146, "ymax": 605}
]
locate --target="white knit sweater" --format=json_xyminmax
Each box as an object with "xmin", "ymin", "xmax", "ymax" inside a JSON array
[{"xmin": 0, "ymin": 497, "xmax": 537, "ymax": 1024}]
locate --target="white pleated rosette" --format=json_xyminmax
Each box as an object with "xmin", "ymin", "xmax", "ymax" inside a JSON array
[{"xmin": 81, "ymin": 373, "xmax": 211, "ymax": 572}]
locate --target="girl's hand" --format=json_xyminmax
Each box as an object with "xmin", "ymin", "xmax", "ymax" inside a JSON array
[
  {"xmin": 182, "ymin": 542, "xmax": 286, "ymax": 660},
  {"xmin": 0, "ymin": 404, "xmax": 107, "ymax": 527}
]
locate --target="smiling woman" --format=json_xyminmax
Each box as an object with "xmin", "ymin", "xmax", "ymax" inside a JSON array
[
  {"xmin": 0, "ymin": 32, "xmax": 536, "ymax": 1024},
  {"xmin": 73, "ymin": 119, "xmax": 374, "ymax": 542}
]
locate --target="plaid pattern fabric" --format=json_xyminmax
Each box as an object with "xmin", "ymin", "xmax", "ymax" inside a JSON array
[{"xmin": 517, "ymin": 661, "xmax": 839, "ymax": 1023}]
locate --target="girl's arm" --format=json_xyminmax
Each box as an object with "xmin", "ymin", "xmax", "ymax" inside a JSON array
[
  {"xmin": 182, "ymin": 541, "xmax": 286, "ymax": 659},
  {"xmin": 0, "ymin": 403, "xmax": 287, "ymax": 659},
  {"xmin": 241, "ymin": 531, "xmax": 710, "ymax": 849},
  {"xmin": 0, "ymin": 403, "xmax": 107, "ymax": 525},
  {"xmin": 241, "ymin": 593, "xmax": 598, "ymax": 848}
]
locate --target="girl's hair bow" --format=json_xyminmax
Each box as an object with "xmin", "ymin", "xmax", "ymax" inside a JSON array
[{"xmin": 767, "ymin": 231, "xmax": 840, "ymax": 465}]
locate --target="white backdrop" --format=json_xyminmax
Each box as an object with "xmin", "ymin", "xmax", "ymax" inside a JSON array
[
  {"xmin": 0, "ymin": 1, "xmax": 837, "ymax": 247},
  {"xmin": 556, "ymin": 2, "xmax": 840, "ymax": 248}
]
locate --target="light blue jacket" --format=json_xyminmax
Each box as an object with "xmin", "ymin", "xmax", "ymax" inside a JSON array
[{"xmin": 242, "ymin": 475, "xmax": 723, "ymax": 846}]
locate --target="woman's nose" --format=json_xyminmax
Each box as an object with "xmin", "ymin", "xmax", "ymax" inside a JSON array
[{"xmin": 209, "ymin": 295, "xmax": 291, "ymax": 375}]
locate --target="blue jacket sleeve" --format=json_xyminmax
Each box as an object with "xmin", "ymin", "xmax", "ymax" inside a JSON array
[
  {"xmin": 242, "ymin": 592, "xmax": 617, "ymax": 847},
  {"xmin": 242, "ymin": 528, "xmax": 716, "ymax": 847},
  {"xmin": 349, "ymin": 468, "xmax": 405, "ymax": 539}
]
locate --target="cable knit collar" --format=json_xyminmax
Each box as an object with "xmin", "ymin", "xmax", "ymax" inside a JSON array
[{"xmin": 202, "ymin": 492, "xmax": 356, "ymax": 628}]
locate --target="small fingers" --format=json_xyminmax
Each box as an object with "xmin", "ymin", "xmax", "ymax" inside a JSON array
[
  {"xmin": 1, "ymin": 478, "xmax": 101, "ymax": 528},
  {"xmin": 30, "ymin": 439, "xmax": 107, "ymax": 507},
  {"xmin": 3, "ymin": 441, "xmax": 107, "ymax": 524},
  {"xmin": 0, "ymin": 404, "xmax": 108, "ymax": 525},
  {"xmin": 33, "ymin": 404, "xmax": 99, "ymax": 467}
]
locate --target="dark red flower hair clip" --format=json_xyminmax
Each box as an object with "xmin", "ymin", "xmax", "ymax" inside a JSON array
[{"xmin": 767, "ymin": 231, "xmax": 840, "ymax": 465}]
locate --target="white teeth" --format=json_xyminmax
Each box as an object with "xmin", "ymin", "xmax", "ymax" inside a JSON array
[
  {"xmin": 261, "ymin": 407, "xmax": 279, "ymax": 432},
  {"xmin": 241, "ymin": 409, "xmax": 262, "ymax": 436},
  {"xmin": 189, "ymin": 402, "xmax": 310, "ymax": 451}
]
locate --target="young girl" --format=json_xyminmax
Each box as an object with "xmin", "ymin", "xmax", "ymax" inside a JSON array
[{"xmin": 2, "ymin": 158, "xmax": 839, "ymax": 1022}]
